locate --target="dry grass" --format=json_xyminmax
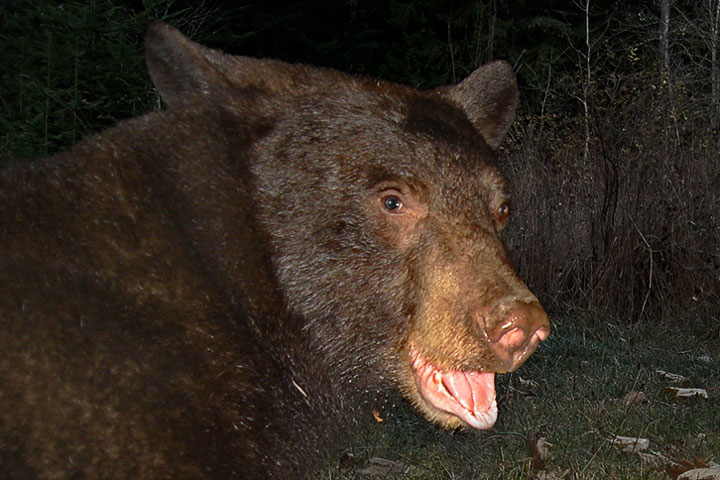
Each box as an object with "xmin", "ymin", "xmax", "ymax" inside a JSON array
[{"xmin": 501, "ymin": 75, "xmax": 720, "ymax": 325}]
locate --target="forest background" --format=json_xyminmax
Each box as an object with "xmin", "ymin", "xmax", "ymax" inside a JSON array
[{"xmin": 1, "ymin": 0, "xmax": 719, "ymax": 334}]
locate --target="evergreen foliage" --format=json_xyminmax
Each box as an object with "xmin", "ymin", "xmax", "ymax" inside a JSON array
[{"xmin": 2, "ymin": 0, "xmax": 153, "ymax": 159}]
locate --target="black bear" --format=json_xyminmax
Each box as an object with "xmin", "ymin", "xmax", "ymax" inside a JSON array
[{"xmin": 0, "ymin": 23, "xmax": 549, "ymax": 479}]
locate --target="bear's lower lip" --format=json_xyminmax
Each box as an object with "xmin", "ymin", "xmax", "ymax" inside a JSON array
[{"xmin": 411, "ymin": 350, "xmax": 498, "ymax": 430}]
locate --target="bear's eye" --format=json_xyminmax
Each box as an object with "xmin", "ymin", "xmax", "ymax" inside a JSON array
[
  {"xmin": 495, "ymin": 201, "xmax": 509, "ymax": 222},
  {"xmin": 383, "ymin": 195, "xmax": 403, "ymax": 212}
]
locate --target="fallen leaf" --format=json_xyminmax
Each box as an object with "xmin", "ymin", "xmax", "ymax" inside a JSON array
[
  {"xmin": 371, "ymin": 409, "xmax": 383, "ymax": 422},
  {"xmin": 535, "ymin": 469, "xmax": 570, "ymax": 480},
  {"xmin": 667, "ymin": 459, "xmax": 718, "ymax": 480},
  {"xmin": 678, "ymin": 464, "xmax": 720, "ymax": 480},
  {"xmin": 664, "ymin": 387, "xmax": 709, "ymax": 399},
  {"xmin": 609, "ymin": 435, "xmax": 650, "ymax": 453},
  {"xmin": 656, "ymin": 369, "xmax": 690, "ymax": 384},
  {"xmin": 358, "ymin": 457, "xmax": 412, "ymax": 477},
  {"xmin": 668, "ymin": 461, "xmax": 696, "ymax": 480},
  {"xmin": 528, "ymin": 434, "xmax": 552, "ymax": 471},
  {"xmin": 637, "ymin": 450, "xmax": 668, "ymax": 468},
  {"xmin": 623, "ymin": 391, "xmax": 648, "ymax": 405},
  {"xmin": 681, "ymin": 467, "xmax": 720, "ymax": 479},
  {"xmin": 536, "ymin": 438, "xmax": 552, "ymax": 459}
]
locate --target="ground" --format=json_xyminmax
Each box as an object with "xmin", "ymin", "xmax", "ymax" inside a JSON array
[{"xmin": 318, "ymin": 314, "xmax": 720, "ymax": 479}]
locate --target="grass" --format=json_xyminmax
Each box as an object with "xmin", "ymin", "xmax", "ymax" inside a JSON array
[{"xmin": 318, "ymin": 314, "xmax": 720, "ymax": 479}]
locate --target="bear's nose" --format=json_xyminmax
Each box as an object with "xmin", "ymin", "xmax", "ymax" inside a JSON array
[{"xmin": 478, "ymin": 299, "xmax": 550, "ymax": 372}]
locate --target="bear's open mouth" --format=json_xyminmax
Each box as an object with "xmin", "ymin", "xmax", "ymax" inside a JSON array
[{"xmin": 410, "ymin": 350, "xmax": 498, "ymax": 430}]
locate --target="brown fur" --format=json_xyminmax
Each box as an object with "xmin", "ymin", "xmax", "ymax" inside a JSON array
[{"xmin": 0, "ymin": 23, "xmax": 548, "ymax": 479}]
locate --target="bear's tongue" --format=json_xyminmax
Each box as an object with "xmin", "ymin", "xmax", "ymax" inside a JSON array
[{"xmin": 413, "ymin": 354, "xmax": 498, "ymax": 430}]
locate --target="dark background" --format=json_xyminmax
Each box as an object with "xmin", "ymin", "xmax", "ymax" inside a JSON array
[{"xmin": 1, "ymin": 0, "xmax": 718, "ymax": 331}]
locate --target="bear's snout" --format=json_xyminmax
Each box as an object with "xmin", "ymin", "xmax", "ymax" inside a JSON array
[{"xmin": 478, "ymin": 298, "xmax": 550, "ymax": 372}]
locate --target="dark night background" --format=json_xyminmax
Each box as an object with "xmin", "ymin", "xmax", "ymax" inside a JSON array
[{"xmin": 1, "ymin": 0, "xmax": 719, "ymax": 331}]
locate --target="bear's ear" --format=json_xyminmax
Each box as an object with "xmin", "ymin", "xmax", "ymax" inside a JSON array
[
  {"xmin": 440, "ymin": 61, "xmax": 518, "ymax": 149},
  {"xmin": 145, "ymin": 23, "xmax": 334, "ymax": 109},
  {"xmin": 144, "ymin": 23, "xmax": 237, "ymax": 109}
]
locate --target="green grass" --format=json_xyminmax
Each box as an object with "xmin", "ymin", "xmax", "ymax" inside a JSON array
[{"xmin": 318, "ymin": 315, "xmax": 720, "ymax": 479}]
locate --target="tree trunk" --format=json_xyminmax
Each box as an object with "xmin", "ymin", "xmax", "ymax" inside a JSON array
[
  {"xmin": 712, "ymin": 0, "xmax": 720, "ymax": 128},
  {"xmin": 659, "ymin": 0, "xmax": 670, "ymax": 78},
  {"xmin": 485, "ymin": 0, "xmax": 496, "ymax": 63},
  {"xmin": 583, "ymin": 0, "xmax": 591, "ymax": 166}
]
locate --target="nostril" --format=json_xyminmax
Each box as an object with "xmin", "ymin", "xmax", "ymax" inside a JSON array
[
  {"xmin": 498, "ymin": 326, "xmax": 527, "ymax": 351},
  {"xmin": 480, "ymin": 299, "xmax": 550, "ymax": 370},
  {"xmin": 483, "ymin": 318, "xmax": 515, "ymax": 343}
]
